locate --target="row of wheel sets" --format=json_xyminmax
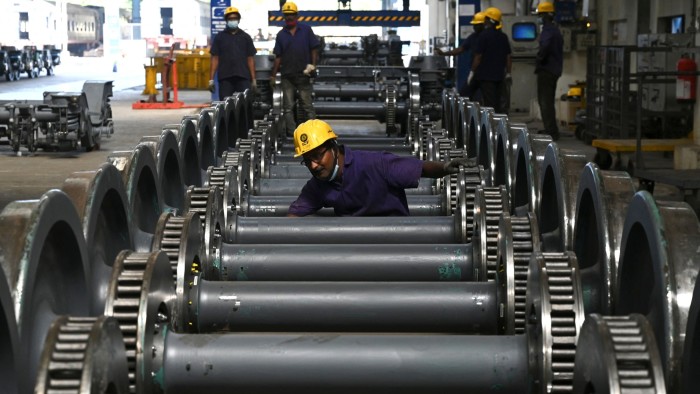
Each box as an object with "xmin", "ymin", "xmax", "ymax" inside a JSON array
[{"xmin": 0, "ymin": 85, "xmax": 698, "ymax": 394}]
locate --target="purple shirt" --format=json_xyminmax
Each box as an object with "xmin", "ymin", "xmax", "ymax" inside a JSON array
[{"xmin": 288, "ymin": 147, "xmax": 424, "ymax": 216}]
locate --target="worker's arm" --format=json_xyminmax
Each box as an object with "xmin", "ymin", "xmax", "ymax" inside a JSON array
[
  {"xmin": 437, "ymin": 46, "xmax": 466, "ymax": 57},
  {"xmin": 471, "ymin": 53, "xmax": 482, "ymax": 72},
  {"xmin": 421, "ymin": 158, "xmax": 474, "ymax": 178},
  {"xmin": 209, "ymin": 55, "xmax": 219, "ymax": 80},
  {"xmin": 287, "ymin": 181, "xmax": 323, "ymax": 217},
  {"xmin": 311, "ymin": 47, "xmax": 318, "ymax": 66},
  {"xmin": 247, "ymin": 56, "xmax": 256, "ymax": 81},
  {"xmin": 506, "ymin": 54, "xmax": 512, "ymax": 74},
  {"xmin": 271, "ymin": 56, "xmax": 282, "ymax": 79}
]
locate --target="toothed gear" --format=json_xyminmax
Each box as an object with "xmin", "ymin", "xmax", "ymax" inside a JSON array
[
  {"xmin": 105, "ymin": 251, "xmax": 174, "ymax": 394},
  {"xmin": 222, "ymin": 150, "xmax": 241, "ymax": 169},
  {"xmin": 152, "ymin": 212, "xmax": 204, "ymax": 332},
  {"xmin": 436, "ymin": 138, "xmax": 454, "ymax": 162},
  {"xmin": 444, "ymin": 149, "xmax": 469, "ymax": 214},
  {"xmin": 527, "ymin": 252, "xmax": 584, "ymax": 394},
  {"xmin": 498, "ymin": 213, "xmax": 541, "ymax": 334},
  {"xmin": 473, "ymin": 186, "xmax": 509, "ymax": 281},
  {"xmin": 385, "ymin": 84, "xmax": 397, "ymax": 135},
  {"xmin": 250, "ymin": 130, "xmax": 270, "ymax": 177},
  {"xmin": 184, "ymin": 186, "xmax": 223, "ymax": 280},
  {"xmin": 456, "ymin": 165, "xmax": 486, "ymax": 241},
  {"xmin": 235, "ymin": 138, "xmax": 259, "ymax": 183},
  {"xmin": 573, "ymin": 314, "xmax": 666, "ymax": 393},
  {"xmin": 35, "ymin": 316, "xmax": 128, "ymax": 394}
]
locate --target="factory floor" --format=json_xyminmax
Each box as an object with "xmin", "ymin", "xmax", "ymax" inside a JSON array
[{"xmin": 0, "ymin": 82, "xmax": 683, "ymax": 211}]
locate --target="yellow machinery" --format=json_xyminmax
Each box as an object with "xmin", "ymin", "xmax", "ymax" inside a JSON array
[{"xmin": 144, "ymin": 49, "xmax": 211, "ymax": 94}]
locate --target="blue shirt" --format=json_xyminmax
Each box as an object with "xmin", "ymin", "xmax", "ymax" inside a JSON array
[
  {"xmin": 211, "ymin": 29, "xmax": 257, "ymax": 80},
  {"xmin": 459, "ymin": 31, "xmax": 480, "ymax": 76},
  {"xmin": 474, "ymin": 28, "xmax": 511, "ymax": 81},
  {"xmin": 536, "ymin": 23, "xmax": 563, "ymax": 77},
  {"xmin": 288, "ymin": 146, "xmax": 424, "ymax": 216},
  {"xmin": 273, "ymin": 23, "xmax": 320, "ymax": 75}
]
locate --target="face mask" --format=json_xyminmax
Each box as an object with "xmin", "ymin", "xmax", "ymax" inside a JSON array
[
  {"xmin": 327, "ymin": 162, "xmax": 340, "ymax": 182},
  {"xmin": 227, "ymin": 20, "xmax": 239, "ymax": 29},
  {"xmin": 537, "ymin": 17, "xmax": 544, "ymax": 25},
  {"xmin": 326, "ymin": 147, "xmax": 340, "ymax": 182},
  {"xmin": 285, "ymin": 19, "xmax": 298, "ymax": 28}
]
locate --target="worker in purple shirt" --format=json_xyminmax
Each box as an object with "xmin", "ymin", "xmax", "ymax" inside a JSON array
[
  {"xmin": 270, "ymin": 1, "xmax": 320, "ymax": 136},
  {"xmin": 535, "ymin": 2, "xmax": 564, "ymax": 141},
  {"xmin": 287, "ymin": 120, "xmax": 472, "ymax": 217}
]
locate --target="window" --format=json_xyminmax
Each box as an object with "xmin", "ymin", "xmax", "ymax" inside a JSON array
[
  {"xmin": 160, "ymin": 7, "xmax": 173, "ymax": 35},
  {"xmin": 19, "ymin": 12, "xmax": 29, "ymax": 40},
  {"xmin": 671, "ymin": 16, "xmax": 684, "ymax": 34}
]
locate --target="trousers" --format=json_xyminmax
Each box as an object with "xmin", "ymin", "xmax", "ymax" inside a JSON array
[{"xmin": 282, "ymin": 73, "xmax": 316, "ymax": 135}]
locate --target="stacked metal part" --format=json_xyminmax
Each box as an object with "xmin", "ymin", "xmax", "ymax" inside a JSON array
[
  {"xmin": 0, "ymin": 85, "xmax": 696, "ymax": 394},
  {"xmin": 0, "ymin": 81, "xmax": 114, "ymax": 152}
]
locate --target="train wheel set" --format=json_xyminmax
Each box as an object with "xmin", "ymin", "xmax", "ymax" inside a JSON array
[{"xmin": 0, "ymin": 79, "xmax": 698, "ymax": 393}]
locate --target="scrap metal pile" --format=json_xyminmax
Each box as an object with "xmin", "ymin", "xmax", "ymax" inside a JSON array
[
  {"xmin": 0, "ymin": 80, "xmax": 113, "ymax": 152},
  {"xmin": 0, "ymin": 81, "xmax": 697, "ymax": 394}
]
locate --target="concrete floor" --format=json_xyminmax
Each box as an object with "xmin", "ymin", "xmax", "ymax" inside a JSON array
[{"xmin": 0, "ymin": 87, "xmax": 210, "ymax": 209}]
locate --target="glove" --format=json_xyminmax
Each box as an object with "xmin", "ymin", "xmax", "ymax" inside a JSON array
[
  {"xmin": 269, "ymin": 77, "xmax": 276, "ymax": 90},
  {"xmin": 207, "ymin": 79, "xmax": 215, "ymax": 93},
  {"xmin": 443, "ymin": 158, "xmax": 473, "ymax": 174},
  {"xmin": 303, "ymin": 64, "xmax": 316, "ymax": 76},
  {"xmin": 467, "ymin": 71, "xmax": 475, "ymax": 86},
  {"xmin": 505, "ymin": 73, "xmax": 512, "ymax": 85}
]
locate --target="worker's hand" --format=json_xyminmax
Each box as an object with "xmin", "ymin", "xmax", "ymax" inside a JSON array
[
  {"xmin": 303, "ymin": 64, "xmax": 316, "ymax": 76},
  {"xmin": 467, "ymin": 71, "xmax": 475, "ymax": 86},
  {"xmin": 269, "ymin": 77, "xmax": 276, "ymax": 90},
  {"xmin": 505, "ymin": 73, "xmax": 512, "ymax": 85},
  {"xmin": 435, "ymin": 48, "xmax": 445, "ymax": 56},
  {"xmin": 208, "ymin": 79, "xmax": 215, "ymax": 93},
  {"xmin": 443, "ymin": 158, "xmax": 473, "ymax": 174}
]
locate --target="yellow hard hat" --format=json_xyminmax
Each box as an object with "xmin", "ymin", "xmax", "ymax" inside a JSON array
[
  {"xmin": 282, "ymin": 1, "xmax": 298, "ymax": 14},
  {"xmin": 484, "ymin": 7, "xmax": 502, "ymax": 23},
  {"xmin": 224, "ymin": 6, "xmax": 240, "ymax": 18},
  {"xmin": 470, "ymin": 12, "xmax": 485, "ymax": 25},
  {"xmin": 536, "ymin": 2, "xmax": 555, "ymax": 14},
  {"xmin": 293, "ymin": 119, "xmax": 338, "ymax": 157}
]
